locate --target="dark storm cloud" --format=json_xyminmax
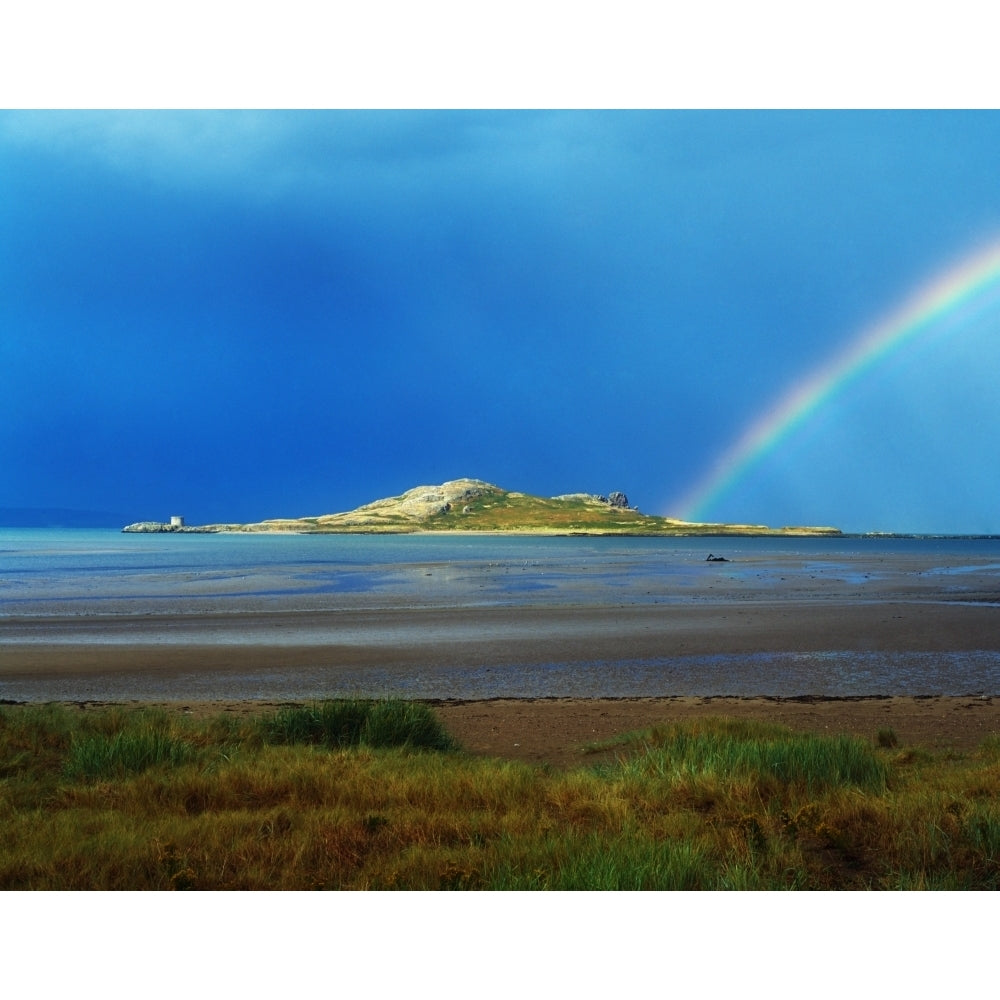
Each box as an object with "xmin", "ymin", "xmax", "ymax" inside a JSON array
[{"xmin": 4, "ymin": 110, "xmax": 1000, "ymax": 531}]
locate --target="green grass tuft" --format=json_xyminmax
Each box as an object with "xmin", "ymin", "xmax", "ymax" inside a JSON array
[
  {"xmin": 485, "ymin": 834, "xmax": 714, "ymax": 890},
  {"xmin": 64, "ymin": 726, "xmax": 194, "ymax": 780},
  {"xmin": 603, "ymin": 717, "xmax": 890, "ymax": 795},
  {"xmin": 878, "ymin": 727, "xmax": 899, "ymax": 748},
  {"xmin": 360, "ymin": 699, "xmax": 457, "ymax": 750},
  {"xmin": 258, "ymin": 699, "xmax": 456, "ymax": 752}
]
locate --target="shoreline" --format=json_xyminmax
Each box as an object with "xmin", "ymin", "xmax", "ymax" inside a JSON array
[
  {"xmin": 3, "ymin": 599, "xmax": 1000, "ymax": 703},
  {"xmin": 4, "ymin": 695, "xmax": 996, "ymax": 768}
]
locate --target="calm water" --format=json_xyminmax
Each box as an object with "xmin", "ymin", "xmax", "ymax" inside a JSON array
[
  {"xmin": 3, "ymin": 529, "xmax": 1000, "ymax": 699},
  {"xmin": 5, "ymin": 528, "xmax": 1000, "ymax": 615}
]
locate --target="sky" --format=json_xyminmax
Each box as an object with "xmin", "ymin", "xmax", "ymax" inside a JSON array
[{"xmin": 5, "ymin": 109, "xmax": 1000, "ymax": 533}]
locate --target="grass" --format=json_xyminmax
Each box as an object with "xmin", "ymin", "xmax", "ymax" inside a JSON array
[
  {"xmin": 259, "ymin": 699, "xmax": 458, "ymax": 751},
  {"xmin": 422, "ymin": 490, "xmax": 803, "ymax": 535},
  {"xmin": 604, "ymin": 719, "xmax": 891, "ymax": 795},
  {"xmin": 1, "ymin": 701, "xmax": 998, "ymax": 889},
  {"xmin": 252, "ymin": 485, "xmax": 839, "ymax": 536}
]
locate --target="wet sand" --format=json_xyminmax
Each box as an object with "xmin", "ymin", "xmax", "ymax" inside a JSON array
[
  {"xmin": 4, "ymin": 579, "xmax": 1000, "ymax": 760},
  {"xmin": 2, "ymin": 598, "xmax": 999, "ymax": 701}
]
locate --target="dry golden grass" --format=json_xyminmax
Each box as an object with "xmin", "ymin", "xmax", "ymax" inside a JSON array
[{"xmin": 1, "ymin": 702, "xmax": 998, "ymax": 889}]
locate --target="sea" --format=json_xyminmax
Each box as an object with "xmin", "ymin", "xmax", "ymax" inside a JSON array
[{"xmin": 2, "ymin": 529, "xmax": 1000, "ymax": 700}]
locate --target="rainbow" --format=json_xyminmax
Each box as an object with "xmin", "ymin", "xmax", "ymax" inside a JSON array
[{"xmin": 673, "ymin": 237, "xmax": 1000, "ymax": 522}]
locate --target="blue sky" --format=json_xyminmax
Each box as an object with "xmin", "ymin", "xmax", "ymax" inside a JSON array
[{"xmin": 4, "ymin": 110, "xmax": 1000, "ymax": 533}]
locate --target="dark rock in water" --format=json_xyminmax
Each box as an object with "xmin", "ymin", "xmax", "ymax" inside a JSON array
[
  {"xmin": 706, "ymin": 553, "xmax": 729, "ymax": 562},
  {"xmin": 606, "ymin": 492, "xmax": 630, "ymax": 509}
]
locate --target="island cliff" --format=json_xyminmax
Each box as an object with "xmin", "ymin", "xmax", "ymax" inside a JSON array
[{"xmin": 122, "ymin": 478, "xmax": 841, "ymax": 537}]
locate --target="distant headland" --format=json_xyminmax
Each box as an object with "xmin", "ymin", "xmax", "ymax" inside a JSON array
[{"xmin": 122, "ymin": 479, "xmax": 841, "ymax": 537}]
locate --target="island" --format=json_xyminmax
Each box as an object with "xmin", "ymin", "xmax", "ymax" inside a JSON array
[{"xmin": 122, "ymin": 478, "xmax": 841, "ymax": 537}]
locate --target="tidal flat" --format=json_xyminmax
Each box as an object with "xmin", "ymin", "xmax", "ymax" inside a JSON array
[{"xmin": 3, "ymin": 531, "xmax": 1000, "ymax": 702}]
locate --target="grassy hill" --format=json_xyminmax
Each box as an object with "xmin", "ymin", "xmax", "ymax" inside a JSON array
[{"xmin": 128, "ymin": 478, "xmax": 839, "ymax": 536}]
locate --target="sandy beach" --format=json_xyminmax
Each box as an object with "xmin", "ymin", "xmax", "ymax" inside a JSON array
[
  {"xmin": 4, "ymin": 597, "xmax": 1000, "ymax": 761},
  {"xmin": 430, "ymin": 694, "xmax": 1000, "ymax": 768},
  {"xmin": 4, "ymin": 532, "xmax": 1000, "ymax": 759}
]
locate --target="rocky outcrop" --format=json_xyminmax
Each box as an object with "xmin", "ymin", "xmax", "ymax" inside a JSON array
[
  {"xmin": 551, "ymin": 493, "xmax": 606, "ymax": 504},
  {"xmin": 552, "ymin": 491, "xmax": 635, "ymax": 510},
  {"xmin": 122, "ymin": 521, "xmax": 217, "ymax": 534},
  {"xmin": 314, "ymin": 479, "xmax": 502, "ymax": 529}
]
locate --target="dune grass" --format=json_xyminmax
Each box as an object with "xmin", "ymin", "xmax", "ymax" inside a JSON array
[
  {"xmin": 602, "ymin": 718, "xmax": 890, "ymax": 794},
  {"xmin": 1, "ymin": 701, "xmax": 998, "ymax": 889},
  {"xmin": 259, "ymin": 699, "xmax": 458, "ymax": 751}
]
